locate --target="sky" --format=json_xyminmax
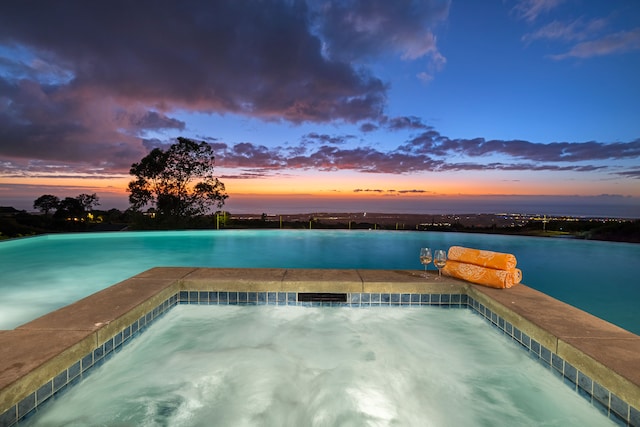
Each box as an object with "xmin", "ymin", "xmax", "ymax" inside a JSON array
[{"xmin": 1, "ymin": 0, "xmax": 639, "ymax": 217}]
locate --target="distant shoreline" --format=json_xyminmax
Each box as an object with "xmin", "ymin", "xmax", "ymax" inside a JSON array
[{"xmin": 1, "ymin": 207, "xmax": 638, "ymax": 243}]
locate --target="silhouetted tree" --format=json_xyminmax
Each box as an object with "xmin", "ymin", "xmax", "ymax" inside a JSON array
[
  {"xmin": 77, "ymin": 193, "xmax": 100, "ymax": 212},
  {"xmin": 33, "ymin": 194, "xmax": 60, "ymax": 216},
  {"xmin": 54, "ymin": 197, "xmax": 85, "ymax": 219},
  {"xmin": 127, "ymin": 137, "xmax": 227, "ymax": 219}
]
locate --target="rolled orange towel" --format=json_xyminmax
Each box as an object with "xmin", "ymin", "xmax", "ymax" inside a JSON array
[
  {"xmin": 447, "ymin": 246, "xmax": 517, "ymax": 270},
  {"xmin": 442, "ymin": 260, "xmax": 522, "ymax": 289}
]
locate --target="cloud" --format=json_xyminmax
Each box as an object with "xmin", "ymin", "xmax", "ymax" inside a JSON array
[
  {"xmin": 512, "ymin": 0, "xmax": 565, "ymax": 22},
  {"xmin": 312, "ymin": 0, "xmax": 449, "ymax": 62},
  {"xmin": 616, "ymin": 169, "xmax": 640, "ymax": 179},
  {"xmin": 400, "ymin": 131, "xmax": 640, "ymax": 162},
  {"xmin": 0, "ymin": 0, "xmax": 449, "ymax": 129},
  {"xmin": 210, "ymin": 129, "xmax": 639, "ymax": 176},
  {"xmin": 0, "ymin": 1, "xmax": 455, "ymax": 176},
  {"xmin": 522, "ymin": 18, "xmax": 608, "ymax": 44},
  {"xmin": 550, "ymin": 28, "xmax": 640, "ymax": 59}
]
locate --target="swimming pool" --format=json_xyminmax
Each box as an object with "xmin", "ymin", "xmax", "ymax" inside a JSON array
[
  {"xmin": 18, "ymin": 305, "xmax": 616, "ymax": 427},
  {"xmin": 1, "ymin": 229, "xmax": 638, "ymax": 334}
]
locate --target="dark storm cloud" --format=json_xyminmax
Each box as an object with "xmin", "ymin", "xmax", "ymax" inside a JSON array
[
  {"xmin": 0, "ymin": 0, "xmax": 390, "ymax": 125},
  {"xmin": 5, "ymin": 0, "xmax": 446, "ymax": 171},
  {"xmin": 314, "ymin": 0, "xmax": 449, "ymax": 61}
]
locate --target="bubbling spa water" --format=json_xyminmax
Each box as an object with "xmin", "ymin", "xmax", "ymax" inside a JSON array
[{"xmin": 22, "ymin": 306, "xmax": 615, "ymax": 427}]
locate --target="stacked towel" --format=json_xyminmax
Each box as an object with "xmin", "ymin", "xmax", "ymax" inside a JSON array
[{"xmin": 442, "ymin": 246, "xmax": 523, "ymax": 289}]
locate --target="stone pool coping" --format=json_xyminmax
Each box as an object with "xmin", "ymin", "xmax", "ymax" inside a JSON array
[{"xmin": 1, "ymin": 267, "xmax": 639, "ymax": 426}]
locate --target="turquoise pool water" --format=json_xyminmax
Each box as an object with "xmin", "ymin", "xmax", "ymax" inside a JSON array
[{"xmin": 1, "ymin": 229, "xmax": 638, "ymax": 334}]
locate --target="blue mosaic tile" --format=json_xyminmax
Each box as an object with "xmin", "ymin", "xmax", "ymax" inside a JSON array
[
  {"xmin": 277, "ymin": 292, "xmax": 286, "ymax": 304},
  {"xmin": 411, "ymin": 293, "xmax": 421, "ymax": 304},
  {"xmin": 578, "ymin": 372, "xmax": 593, "ymax": 394},
  {"xmin": 461, "ymin": 294, "xmax": 469, "ymax": 305},
  {"xmin": 267, "ymin": 292, "xmax": 277, "ymax": 304},
  {"xmin": 219, "ymin": 291, "xmax": 228, "ymax": 303},
  {"xmin": 421, "ymin": 294, "xmax": 430, "ymax": 304},
  {"xmin": 609, "ymin": 411, "xmax": 627, "ymax": 427},
  {"xmin": 551, "ymin": 353, "xmax": 563, "ymax": 372},
  {"xmin": 68, "ymin": 361, "xmax": 81, "ymax": 381},
  {"xmin": 131, "ymin": 320, "xmax": 139, "ymax": 334},
  {"xmin": 390, "ymin": 293, "xmax": 400, "ymax": 304},
  {"xmin": 114, "ymin": 332, "xmax": 123, "ymax": 348},
  {"xmin": 17, "ymin": 393, "xmax": 35, "ymax": 419},
  {"xmin": 441, "ymin": 294, "xmax": 450, "ymax": 304},
  {"xmin": 350, "ymin": 293, "xmax": 361, "ymax": 304},
  {"xmin": 256, "ymin": 292, "xmax": 265, "ymax": 304},
  {"xmin": 0, "ymin": 406, "xmax": 16, "ymax": 427},
  {"xmin": 199, "ymin": 292, "xmax": 209, "ymax": 303},
  {"xmin": 630, "ymin": 405, "xmax": 640, "ymax": 427},
  {"xmin": 430, "ymin": 294, "xmax": 440, "ymax": 304},
  {"xmin": 238, "ymin": 292, "xmax": 247, "ymax": 303},
  {"xmin": 104, "ymin": 338, "xmax": 114, "ymax": 355},
  {"xmin": 592, "ymin": 396, "xmax": 609, "ymax": 418},
  {"xmin": 540, "ymin": 346, "xmax": 551, "ymax": 365},
  {"xmin": 287, "ymin": 292, "xmax": 296, "ymax": 305},
  {"xmin": 123, "ymin": 326, "xmax": 131, "ymax": 341},
  {"xmin": 53, "ymin": 371, "xmax": 67, "ymax": 392},
  {"xmin": 209, "ymin": 291, "xmax": 219, "ymax": 303},
  {"xmin": 381, "ymin": 293, "xmax": 390, "ymax": 304},
  {"xmin": 361, "ymin": 293, "xmax": 371, "ymax": 304},
  {"xmin": 593, "ymin": 381, "xmax": 610, "ymax": 407},
  {"xmin": 563, "ymin": 361, "xmax": 577, "ymax": 385},
  {"xmin": 81, "ymin": 353, "xmax": 93, "ymax": 373},
  {"xmin": 371, "ymin": 293, "xmax": 381, "ymax": 304},
  {"xmin": 228, "ymin": 292, "xmax": 238, "ymax": 304},
  {"xmin": 145, "ymin": 312, "xmax": 152, "ymax": 324},
  {"xmin": 478, "ymin": 303, "xmax": 486, "ymax": 315},
  {"xmin": 609, "ymin": 393, "xmax": 628, "ymax": 421},
  {"xmin": 179, "ymin": 290, "xmax": 188, "ymax": 302},
  {"xmin": 451, "ymin": 294, "xmax": 461, "ymax": 304},
  {"xmin": 505, "ymin": 321, "xmax": 513, "ymax": 336},
  {"xmin": 401, "ymin": 294, "xmax": 410, "ymax": 305},
  {"xmin": 36, "ymin": 381, "xmax": 53, "ymax": 404},
  {"xmin": 513, "ymin": 327, "xmax": 522, "ymax": 341},
  {"xmin": 521, "ymin": 333, "xmax": 531, "ymax": 349},
  {"xmin": 530, "ymin": 339, "xmax": 540, "ymax": 356},
  {"xmin": 93, "ymin": 345, "xmax": 104, "ymax": 362},
  {"xmin": 188, "ymin": 291, "xmax": 198, "ymax": 303}
]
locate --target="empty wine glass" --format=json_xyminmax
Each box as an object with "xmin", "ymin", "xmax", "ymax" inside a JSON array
[
  {"xmin": 434, "ymin": 249, "xmax": 447, "ymax": 279},
  {"xmin": 419, "ymin": 247, "xmax": 432, "ymax": 278}
]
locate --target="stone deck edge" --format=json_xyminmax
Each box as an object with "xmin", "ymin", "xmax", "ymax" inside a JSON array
[{"xmin": 0, "ymin": 267, "xmax": 638, "ymax": 426}]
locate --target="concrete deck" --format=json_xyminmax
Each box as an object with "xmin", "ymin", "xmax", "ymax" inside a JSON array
[{"xmin": 1, "ymin": 267, "xmax": 638, "ymax": 426}]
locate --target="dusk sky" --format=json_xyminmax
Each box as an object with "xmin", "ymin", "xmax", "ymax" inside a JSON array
[{"xmin": 1, "ymin": 0, "xmax": 639, "ymax": 217}]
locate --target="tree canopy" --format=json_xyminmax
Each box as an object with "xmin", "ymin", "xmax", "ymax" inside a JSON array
[
  {"xmin": 33, "ymin": 194, "xmax": 60, "ymax": 216},
  {"xmin": 127, "ymin": 137, "xmax": 227, "ymax": 218}
]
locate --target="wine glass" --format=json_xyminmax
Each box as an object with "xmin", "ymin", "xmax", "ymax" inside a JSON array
[
  {"xmin": 434, "ymin": 249, "xmax": 447, "ymax": 279},
  {"xmin": 419, "ymin": 248, "xmax": 432, "ymax": 278}
]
